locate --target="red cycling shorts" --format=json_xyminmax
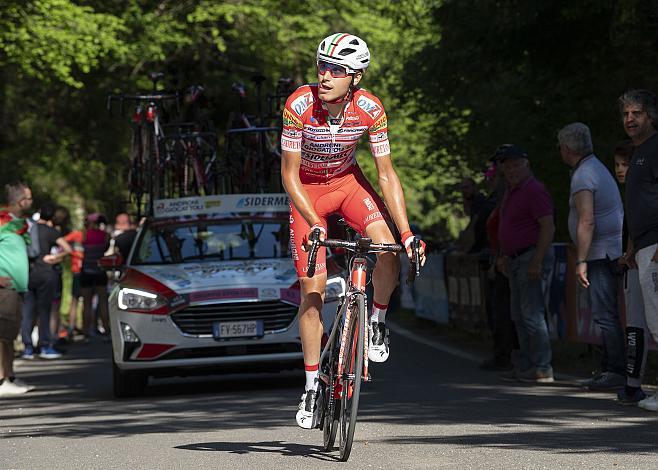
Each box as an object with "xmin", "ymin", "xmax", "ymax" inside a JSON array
[{"xmin": 290, "ymin": 166, "xmax": 389, "ymax": 277}]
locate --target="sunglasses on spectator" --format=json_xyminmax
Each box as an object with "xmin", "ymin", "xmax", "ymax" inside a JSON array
[{"xmin": 317, "ymin": 61, "xmax": 353, "ymax": 79}]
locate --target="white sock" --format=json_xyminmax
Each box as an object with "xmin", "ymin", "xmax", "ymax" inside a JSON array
[
  {"xmin": 304, "ymin": 364, "xmax": 319, "ymax": 391},
  {"xmin": 371, "ymin": 302, "xmax": 388, "ymax": 324}
]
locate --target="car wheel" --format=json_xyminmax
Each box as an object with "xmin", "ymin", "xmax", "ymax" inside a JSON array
[{"xmin": 112, "ymin": 358, "xmax": 147, "ymax": 398}]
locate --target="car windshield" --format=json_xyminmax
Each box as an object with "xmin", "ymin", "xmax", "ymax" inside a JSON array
[{"xmin": 132, "ymin": 219, "xmax": 290, "ymax": 265}]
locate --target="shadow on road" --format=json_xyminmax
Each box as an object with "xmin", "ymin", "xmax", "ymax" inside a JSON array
[
  {"xmin": 175, "ymin": 440, "xmax": 338, "ymax": 461},
  {"xmin": 2, "ymin": 330, "xmax": 657, "ymax": 459}
]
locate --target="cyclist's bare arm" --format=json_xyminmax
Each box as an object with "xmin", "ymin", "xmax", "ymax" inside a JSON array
[
  {"xmin": 373, "ymin": 155, "xmax": 411, "ymax": 236},
  {"xmin": 281, "ymin": 149, "xmax": 323, "ymax": 232},
  {"xmin": 373, "ymin": 155, "xmax": 426, "ymax": 264}
]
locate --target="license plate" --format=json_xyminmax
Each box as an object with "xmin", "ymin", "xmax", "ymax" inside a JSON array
[{"xmin": 212, "ymin": 320, "xmax": 263, "ymax": 339}]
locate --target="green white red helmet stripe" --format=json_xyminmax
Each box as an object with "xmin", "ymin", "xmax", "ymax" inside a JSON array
[{"xmin": 326, "ymin": 33, "xmax": 350, "ymax": 57}]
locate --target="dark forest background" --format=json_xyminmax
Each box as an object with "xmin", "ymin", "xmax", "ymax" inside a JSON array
[{"xmin": 1, "ymin": 0, "xmax": 656, "ymax": 242}]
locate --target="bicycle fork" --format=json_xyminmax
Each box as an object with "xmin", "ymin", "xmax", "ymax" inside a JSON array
[{"xmin": 350, "ymin": 258, "xmax": 370, "ymax": 384}]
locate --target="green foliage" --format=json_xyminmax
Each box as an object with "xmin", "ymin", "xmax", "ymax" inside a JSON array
[
  {"xmin": 407, "ymin": 0, "xmax": 658, "ymax": 241},
  {"xmin": 4, "ymin": 0, "xmax": 652, "ymax": 244},
  {"xmin": 0, "ymin": 0, "xmax": 127, "ymax": 88},
  {"xmin": 0, "ymin": 0, "xmax": 468, "ymax": 243}
]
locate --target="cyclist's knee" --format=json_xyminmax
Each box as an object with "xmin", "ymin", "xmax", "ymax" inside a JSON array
[
  {"xmin": 299, "ymin": 275, "xmax": 326, "ymax": 312},
  {"xmin": 376, "ymin": 251, "xmax": 400, "ymax": 275}
]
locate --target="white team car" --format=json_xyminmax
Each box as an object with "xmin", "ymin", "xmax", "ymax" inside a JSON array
[{"xmin": 103, "ymin": 194, "xmax": 345, "ymax": 397}]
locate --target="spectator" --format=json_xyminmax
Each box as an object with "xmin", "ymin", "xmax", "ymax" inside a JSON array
[
  {"xmin": 460, "ymin": 177, "xmax": 486, "ymax": 218},
  {"xmin": 612, "ymin": 140, "xmax": 651, "ymax": 405},
  {"xmin": 80, "ymin": 213, "xmax": 110, "ymax": 339},
  {"xmin": 496, "ymin": 144, "xmax": 556, "ymax": 384},
  {"xmin": 42, "ymin": 203, "xmax": 68, "ymax": 348},
  {"xmin": 618, "ymin": 89, "xmax": 658, "ymax": 412},
  {"xmin": 20, "ymin": 203, "xmax": 72, "ymax": 360},
  {"xmin": 63, "ymin": 221, "xmax": 85, "ymax": 340},
  {"xmin": 558, "ymin": 122, "xmax": 626, "ymax": 391},
  {"xmin": 0, "ymin": 183, "xmax": 33, "ymax": 396},
  {"xmin": 480, "ymin": 146, "xmax": 519, "ymax": 371},
  {"xmin": 457, "ymin": 177, "xmax": 487, "ymax": 252},
  {"xmin": 110, "ymin": 212, "xmax": 137, "ymax": 259}
]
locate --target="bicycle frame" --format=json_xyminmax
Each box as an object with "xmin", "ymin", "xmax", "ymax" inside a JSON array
[{"xmin": 107, "ymin": 88, "xmax": 179, "ymax": 217}]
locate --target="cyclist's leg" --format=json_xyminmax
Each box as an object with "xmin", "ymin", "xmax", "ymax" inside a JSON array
[
  {"xmin": 299, "ymin": 275, "xmax": 327, "ymax": 378},
  {"xmin": 365, "ymin": 221, "xmax": 400, "ymax": 305},
  {"xmin": 340, "ymin": 169, "xmax": 401, "ymax": 305},
  {"xmin": 290, "ymin": 190, "xmax": 336, "ymax": 428},
  {"xmin": 339, "ymin": 170, "xmax": 400, "ymax": 362}
]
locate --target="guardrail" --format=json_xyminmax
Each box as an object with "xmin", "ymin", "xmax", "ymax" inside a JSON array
[{"xmin": 409, "ymin": 243, "xmax": 657, "ymax": 349}]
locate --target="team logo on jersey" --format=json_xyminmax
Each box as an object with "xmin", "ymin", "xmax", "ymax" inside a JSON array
[
  {"xmin": 283, "ymin": 108, "xmax": 303, "ymax": 129},
  {"xmin": 363, "ymin": 197, "xmax": 375, "ymax": 211},
  {"xmin": 291, "ymin": 92, "xmax": 313, "ymax": 116},
  {"xmin": 370, "ymin": 115, "xmax": 387, "ymax": 132},
  {"xmin": 356, "ymin": 96, "xmax": 383, "ymax": 119}
]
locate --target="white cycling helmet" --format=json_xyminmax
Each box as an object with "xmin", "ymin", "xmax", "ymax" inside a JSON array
[{"xmin": 317, "ymin": 33, "xmax": 370, "ymax": 72}]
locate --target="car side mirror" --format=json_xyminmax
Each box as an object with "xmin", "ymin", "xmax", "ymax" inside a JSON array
[{"xmin": 98, "ymin": 253, "xmax": 124, "ymax": 271}]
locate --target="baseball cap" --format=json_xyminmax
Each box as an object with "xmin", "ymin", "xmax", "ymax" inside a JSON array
[{"xmin": 490, "ymin": 144, "xmax": 529, "ymax": 162}]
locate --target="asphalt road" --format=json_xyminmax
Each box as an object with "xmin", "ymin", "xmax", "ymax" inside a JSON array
[{"xmin": 1, "ymin": 323, "xmax": 657, "ymax": 470}]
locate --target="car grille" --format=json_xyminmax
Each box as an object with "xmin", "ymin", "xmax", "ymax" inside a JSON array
[
  {"xmin": 161, "ymin": 342, "xmax": 302, "ymax": 360},
  {"xmin": 170, "ymin": 300, "xmax": 297, "ymax": 335}
]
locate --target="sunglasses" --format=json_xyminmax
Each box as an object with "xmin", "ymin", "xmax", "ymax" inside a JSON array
[{"xmin": 317, "ymin": 61, "xmax": 352, "ymax": 79}]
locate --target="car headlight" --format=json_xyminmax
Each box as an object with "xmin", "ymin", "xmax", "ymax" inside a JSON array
[
  {"xmin": 325, "ymin": 276, "xmax": 346, "ymax": 302},
  {"xmin": 118, "ymin": 287, "xmax": 167, "ymax": 311}
]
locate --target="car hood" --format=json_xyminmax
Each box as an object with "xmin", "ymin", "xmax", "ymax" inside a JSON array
[{"xmin": 130, "ymin": 258, "xmax": 300, "ymax": 303}]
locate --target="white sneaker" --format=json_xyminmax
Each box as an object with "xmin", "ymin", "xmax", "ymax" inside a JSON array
[
  {"xmin": 368, "ymin": 322, "xmax": 389, "ymax": 363},
  {"xmin": 638, "ymin": 393, "xmax": 658, "ymax": 412},
  {"xmin": 10, "ymin": 378, "xmax": 35, "ymax": 392},
  {"xmin": 295, "ymin": 389, "xmax": 319, "ymax": 429},
  {"xmin": 0, "ymin": 380, "xmax": 29, "ymax": 397}
]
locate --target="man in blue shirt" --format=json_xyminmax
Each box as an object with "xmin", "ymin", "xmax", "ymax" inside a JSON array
[{"xmin": 558, "ymin": 122, "xmax": 626, "ymax": 391}]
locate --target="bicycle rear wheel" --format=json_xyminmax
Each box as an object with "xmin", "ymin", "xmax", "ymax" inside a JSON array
[{"xmin": 339, "ymin": 293, "xmax": 365, "ymax": 461}]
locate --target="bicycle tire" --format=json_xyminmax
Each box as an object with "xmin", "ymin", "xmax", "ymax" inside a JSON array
[
  {"xmin": 339, "ymin": 293, "xmax": 365, "ymax": 461},
  {"xmin": 322, "ymin": 317, "xmax": 343, "ymax": 451},
  {"xmin": 129, "ymin": 125, "xmax": 145, "ymax": 218}
]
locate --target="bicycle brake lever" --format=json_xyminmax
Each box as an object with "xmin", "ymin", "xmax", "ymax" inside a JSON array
[
  {"xmin": 406, "ymin": 237, "xmax": 421, "ymax": 285},
  {"xmin": 306, "ymin": 228, "xmax": 321, "ymax": 278}
]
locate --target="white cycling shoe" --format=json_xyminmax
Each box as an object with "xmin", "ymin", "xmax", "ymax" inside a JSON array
[
  {"xmin": 296, "ymin": 388, "xmax": 321, "ymax": 429},
  {"xmin": 368, "ymin": 322, "xmax": 390, "ymax": 363}
]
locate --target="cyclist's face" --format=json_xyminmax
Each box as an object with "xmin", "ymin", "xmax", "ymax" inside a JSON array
[{"xmin": 317, "ymin": 62, "xmax": 362, "ymax": 101}]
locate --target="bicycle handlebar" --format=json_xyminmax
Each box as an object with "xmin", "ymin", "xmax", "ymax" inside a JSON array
[
  {"xmin": 306, "ymin": 229, "xmax": 421, "ymax": 281},
  {"xmin": 106, "ymin": 92, "xmax": 180, "ymax": 115}
]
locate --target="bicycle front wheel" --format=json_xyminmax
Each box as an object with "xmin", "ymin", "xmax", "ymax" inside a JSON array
[
  {"xmin": 339, "ymin": 293, "xmax": 365, "ymax": 461},
  {"xmin": 322, "ymin": 330, "xmax": 341, "ymax": 451}
]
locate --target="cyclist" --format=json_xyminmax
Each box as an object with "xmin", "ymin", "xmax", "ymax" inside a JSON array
[{"xmin": 281, "ymin": 32, "xmax": 426, "ymax": 429}]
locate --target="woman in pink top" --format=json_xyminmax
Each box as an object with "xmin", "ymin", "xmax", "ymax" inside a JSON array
[{"xmin": 80, "ymin": 213, "xmax": 110, "ymax": 339}]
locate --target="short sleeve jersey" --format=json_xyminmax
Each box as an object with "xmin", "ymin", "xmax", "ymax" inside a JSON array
[{"xmin": 281, "ymin": 84, "xmax": 390, "ymax": 183}]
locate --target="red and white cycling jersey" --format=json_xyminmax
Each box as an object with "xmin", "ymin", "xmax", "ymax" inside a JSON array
[{"xmin": 281, "ymin": 84, "xmax": 390, "ymax": 183}]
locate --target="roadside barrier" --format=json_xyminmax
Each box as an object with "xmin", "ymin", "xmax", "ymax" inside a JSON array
[{"xmin": 412, "ymin": 243, "xmax": 657, "ymax": 349}]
